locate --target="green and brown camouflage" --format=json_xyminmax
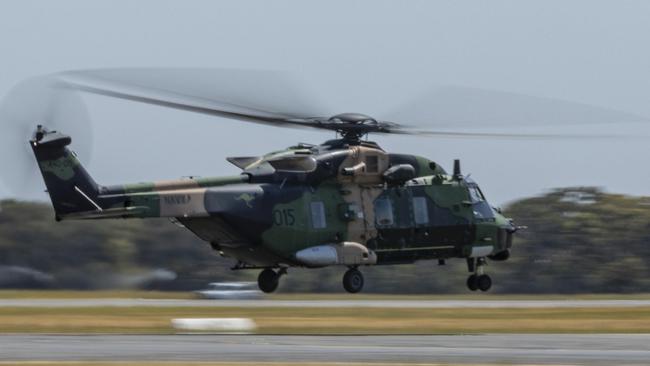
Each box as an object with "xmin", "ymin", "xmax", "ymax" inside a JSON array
[{"xmin": 30, "ymin": 127, "xmax": 516, "ymax": 291}]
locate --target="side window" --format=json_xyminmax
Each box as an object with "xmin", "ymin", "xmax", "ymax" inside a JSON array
[
  {"xmin": 374, "ymin": 198, "xmax": 394, "ymax": 226},
  {"xmin": 412, "ymin": 196, "xmax": 429, "ymax": 225},
  {"xmin": 310, "ymin": 201, "xmax": 327, "ymax": 229}
]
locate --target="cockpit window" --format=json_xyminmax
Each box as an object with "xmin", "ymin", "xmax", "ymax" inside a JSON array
[
  {"xmin": 468, "ymin": 184, "xmax": 494, "ymax": 220},
  {"xmin": 468, "ymin": 186, "xmax": 485, "ymax": 203}
]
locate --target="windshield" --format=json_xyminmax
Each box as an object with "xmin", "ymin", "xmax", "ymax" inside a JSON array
[
  {"xmin": 468, "ymin": 184, "xmax": 494, "ymax": 220},
  {"xmin": 468, "ymin": 186, "xmax": 485, "ymax": 203}
]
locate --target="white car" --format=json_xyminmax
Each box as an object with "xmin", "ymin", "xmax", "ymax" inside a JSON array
[{"xmin": 194, "ymin": 282, "xmax": 263, "ymax": 299}]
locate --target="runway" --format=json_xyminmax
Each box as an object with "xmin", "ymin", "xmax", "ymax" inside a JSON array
[
  {"xmin": 2, "ymin": 334, "xmax": 650, "ymax": 364},
  {"xmin": 2, "ymin": 298, "xmax": 650, "ymax": 308}
]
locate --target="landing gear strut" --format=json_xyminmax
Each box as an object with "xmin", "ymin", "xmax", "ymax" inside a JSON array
[
  {"xmin": 257, "ymin": 268, "xmax": 286, "ymax": 293},
  {"xmin": 342, "ymin": 267, "xmax": 364, "ymax": 293},
  {"xmin": 466, "ymin": 257, "xmax": 492, "ymax": 292}
]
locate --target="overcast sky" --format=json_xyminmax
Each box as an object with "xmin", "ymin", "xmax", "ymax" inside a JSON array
[{"xmin": 1, "ymin": 0, "xmax": 650, "ymax": 205}]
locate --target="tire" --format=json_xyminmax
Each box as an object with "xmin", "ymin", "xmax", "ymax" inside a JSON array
[
  {"xmin": 466, "ymin": 274, "xmax": 479, "ymax": 291},
  {"xmin": 258, "ymin": 268, "xmax": 279, "ymax": 293},
  {"xmin": 477, "ymin": 274, "xmax": 492, "ymax": 292},
  {"xmin": 342, "ymin": 268, "xmax": 364, "ymax": 293}
]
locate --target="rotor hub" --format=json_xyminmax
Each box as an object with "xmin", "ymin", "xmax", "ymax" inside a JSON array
[
  {"xmin": 328, "ymin": 113, "xmax": 377, "ymax": 125},
  {"xmin": 324, "ymin": 113, "xmax": 387, "ymax": 141}
]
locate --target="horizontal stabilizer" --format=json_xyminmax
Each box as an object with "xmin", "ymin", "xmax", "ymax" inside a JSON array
[
  {"xmin": 59, "ymin": 206, "xmax": 149, "ymax": 220},
  {"xmin": 226, "ymin": 156, "xmax": 260, "ymax": 170}
]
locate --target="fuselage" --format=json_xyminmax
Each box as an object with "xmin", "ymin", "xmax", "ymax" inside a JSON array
[
  {"xmin": 31, "ymin": 129, "xmax": 516, "ymax": 292},
  {"xmin": 95, "ymin": 139, "xmax": 515, "ymax": 268}
]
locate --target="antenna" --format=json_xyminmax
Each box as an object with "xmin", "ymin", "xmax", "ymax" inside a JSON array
[{"xmin": 453, "ymin": 159, "xmax": 462, "ymax": 180}]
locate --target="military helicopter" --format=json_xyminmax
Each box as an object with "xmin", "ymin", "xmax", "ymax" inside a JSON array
[{"xmin": 3, "ymin": 69, "xmax": 631, "ymax": 293}]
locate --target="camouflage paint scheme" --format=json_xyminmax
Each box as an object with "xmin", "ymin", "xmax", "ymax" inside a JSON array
[{"xmin": 31, "ymin": 131, "xmax": 515, "ymax": 269}]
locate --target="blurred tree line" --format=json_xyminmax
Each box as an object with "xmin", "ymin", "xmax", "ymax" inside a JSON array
[{"xmin": 1, "ymin": 187, "xmax": 650, "ymax": 293}]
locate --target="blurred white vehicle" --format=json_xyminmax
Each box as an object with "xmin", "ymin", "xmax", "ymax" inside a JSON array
[{"xmin": 194, "ymin": 282, "xmax": 263, "ymax": 299}]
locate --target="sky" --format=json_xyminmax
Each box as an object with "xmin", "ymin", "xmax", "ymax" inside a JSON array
[{"xmin": 1, "ymin": 0, "xmax": 650, "ymax": 206}]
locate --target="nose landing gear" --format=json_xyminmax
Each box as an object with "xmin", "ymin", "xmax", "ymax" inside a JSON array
[{"xmin": 466, "ymin": 257, "xmax": 492, "ymax": 292}]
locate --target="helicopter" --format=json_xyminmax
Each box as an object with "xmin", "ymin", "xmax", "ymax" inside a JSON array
[
  {"xmin": 30, "ymin": 115, "xmax": 514, "ymax": 293},
  {"xmin": 5, "ymin": 68, "xmax": 630, "ymax": 294}
]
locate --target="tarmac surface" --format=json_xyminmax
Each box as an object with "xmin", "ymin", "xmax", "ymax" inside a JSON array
[
  {"xmin": 2, "ymin": 298, "xmax": 650, "ymax": 308},
  {"xmin": 2, "ymin": 334, "xmax": 650, "ymax": 364}
]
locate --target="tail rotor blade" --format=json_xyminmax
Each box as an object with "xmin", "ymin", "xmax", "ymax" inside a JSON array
[{"xmin": 0, "ymin": 76, "xmax": 93, "ymax": 197}]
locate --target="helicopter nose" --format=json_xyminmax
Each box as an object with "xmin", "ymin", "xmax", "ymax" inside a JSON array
[{"xmin": 504, "ymin": 217, "xmax": 524, "ymax": 233}]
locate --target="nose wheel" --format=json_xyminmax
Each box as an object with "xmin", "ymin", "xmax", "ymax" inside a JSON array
[
  {"xmin": 466, "ymin": 258, "xmax": 492, "ymax": 292},
  {"xmin": 342, "ymin": 268, "xmax": 364, "ymax": 293}
]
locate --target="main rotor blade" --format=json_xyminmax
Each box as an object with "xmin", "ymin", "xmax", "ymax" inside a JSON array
[
  {"xmin": 387, "ymin": 127, "xmax": 623, "ymax": 139},
  {"xmin": 52, "ymin": 69, "xmax": 650, "ymax": 140},
  {"xmin": 57, "ymin": 68, "xmax": 329, "ymax": 130},
  {"xmin": 383, "ymin": 85, "xmax": 649, "ymax": 130}
]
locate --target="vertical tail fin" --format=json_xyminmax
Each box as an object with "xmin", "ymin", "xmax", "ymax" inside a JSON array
[{"xmin": 30, "ymin": 126, "xmax": 101, "ymax": 220}]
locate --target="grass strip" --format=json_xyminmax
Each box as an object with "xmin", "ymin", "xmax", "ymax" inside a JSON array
[{"xmin": 0, "ymin": 306, "xmax": 649, "ymax": 334}]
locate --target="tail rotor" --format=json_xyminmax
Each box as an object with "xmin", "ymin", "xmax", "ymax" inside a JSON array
[{"xmin": 0, "ymin": 76, "xmax": 93, "ymax": 197}]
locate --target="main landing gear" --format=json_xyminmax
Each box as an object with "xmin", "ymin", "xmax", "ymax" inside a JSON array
[
  {"xmin": 257, "ymin": 267, "xmax": 365, "ymax": 294},
  {"xmin": 342, "ymin": 267, "xmax": 364, "ymax": 293},
  {"xmin": 466, "ymin": 257, "xmax": 492, "ymax": 292},
  {"xmin": 257, "ymin": 268, "xmax": 286, "ymax": 293}
]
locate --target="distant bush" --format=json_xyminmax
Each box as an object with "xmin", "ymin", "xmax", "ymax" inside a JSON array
[{"xmin": 1, "ymin": 187, "xmax": 649, "ymax": 293}]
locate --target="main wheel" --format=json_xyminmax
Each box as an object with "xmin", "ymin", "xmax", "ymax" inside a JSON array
[
  {"xmin": 342, "ymin": 268, "xmax": 364, "ymax": 293},
  {"xmin": 477, "ymin": 274, "xmax": 492, "ymax": 292},
  {"xmin": 466, "ymin": 274, "xmax": 479, "ymax": 291},
  {"xmin": 258, "ymin": 268, "xmax": 279, "ymax": 293}
]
